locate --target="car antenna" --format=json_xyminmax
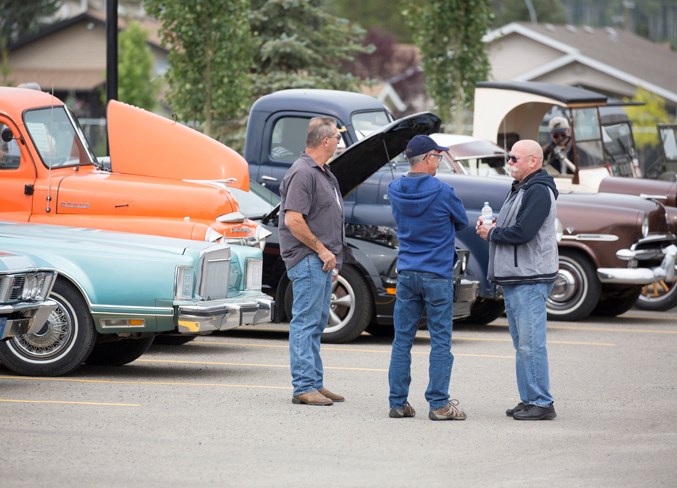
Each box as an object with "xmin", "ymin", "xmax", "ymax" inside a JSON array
[{"xmin": 45, "ymin": 84, "xmax": 55, "ymax": 213}]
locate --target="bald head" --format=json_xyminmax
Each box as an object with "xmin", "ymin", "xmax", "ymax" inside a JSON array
[
  {"xmin": 513, "ymin": 139, "xmax": 543, "ymax": 165},
  {"xmin": 508, "ymin": 139, "xmax": 545, "ymax": 181}
]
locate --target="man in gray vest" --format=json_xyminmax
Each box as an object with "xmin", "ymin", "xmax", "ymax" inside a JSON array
[{"xmin": 476, "ymin": 139, "xmax": 559, "ymax": 420}]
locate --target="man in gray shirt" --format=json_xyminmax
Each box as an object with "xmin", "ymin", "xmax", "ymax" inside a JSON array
[{"xmin": 279, "ymin": 116, "xmax": 346, "ymax": 406}]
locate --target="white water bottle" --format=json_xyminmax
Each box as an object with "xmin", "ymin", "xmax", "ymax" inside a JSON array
[{"xmin": 481, "ymin": 201, "xmax": 493, "ymax": 226}]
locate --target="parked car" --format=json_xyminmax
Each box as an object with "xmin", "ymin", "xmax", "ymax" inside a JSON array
[
  {"xmin": 346, "ymin": 133, "xmax": 673, "ymax": 322},
  {"xmin": 0, "ymin": 251, "xmax": 56, "ymax": 340},
  {"xmin": 0, "ymin": 87, "xmax": 268, "ymax": 246},
  {"xmin": 0, "ymin": 222, "xmax": 273, "ymax": 376},
  {"xmin": 229, "ymin": 114, "xmax": 479, "ymax": 343}
]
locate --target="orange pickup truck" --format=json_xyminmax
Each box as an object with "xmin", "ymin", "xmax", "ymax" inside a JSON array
[{"xmin": 0, "ymin": 87, "xmax": 268, "ymax": 246}]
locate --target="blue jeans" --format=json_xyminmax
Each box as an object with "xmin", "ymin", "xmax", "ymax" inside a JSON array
[
  {"xmin": 502, "ymin": 282, "xmax": 555, "ymax": 407},
  {"xmin": 287, "ymin": 254, "xmax": 332, "ymax": 396},
  {"xmin": 389, "ymin": 271, "xmax": 454, "ymax": 410}
]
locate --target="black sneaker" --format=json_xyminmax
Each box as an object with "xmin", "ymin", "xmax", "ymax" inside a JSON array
[
  {"xmin": 389, "ymin": 402, "xmax": 416, "ymax": 418},
  {"xmin": 506, "ymin": 402, "xmax": 527, "ymax": 417},
  {"xmin": 513, "ymin": 403, "xmax": 557, "ymax": 421}
]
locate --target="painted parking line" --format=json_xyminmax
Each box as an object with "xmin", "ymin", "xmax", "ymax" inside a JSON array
[
  {"xmin": 0, "ymin": 398, "xmax": 140, "ymax": 407},
  {"xmin": 486, "ymin": 322, "xmax": 677, "ymax": 335},
  {"xmin": 137, "ymin": 358, "xmax": 387, "ymax": 372},
  {"xmin": 0, "ymin": 374, "xmax": 291, "ymax": 391}
]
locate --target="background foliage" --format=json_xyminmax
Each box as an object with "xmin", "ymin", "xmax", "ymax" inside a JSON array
[
  {"xmin": 117, "ymin": 20, "xmax": 158, "ymax": 111},
  {"xmin": 144, "ymin": 0, "xmax": 253, "ymax": 140}
]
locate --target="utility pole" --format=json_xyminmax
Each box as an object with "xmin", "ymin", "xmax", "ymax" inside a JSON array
[{"xmin": 106, "ymin": 0, "xmax": 118, "ymax": 104}]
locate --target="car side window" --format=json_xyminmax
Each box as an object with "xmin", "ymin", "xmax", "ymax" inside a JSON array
[
  {"xmin": 0, "ymin": 123, "xmax": 21, "ymax": 170},
  {"xmin": 269, "ymin": 117, "xmax": 310, "ymax": 162}
]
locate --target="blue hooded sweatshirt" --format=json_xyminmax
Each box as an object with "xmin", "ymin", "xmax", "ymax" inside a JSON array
[{"xmin": 388, "ymin": 173, "xmax": 468, "ymax": 279}]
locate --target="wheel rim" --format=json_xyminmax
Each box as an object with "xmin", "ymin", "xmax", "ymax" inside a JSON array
[
  {"xmin": 640, "ymin": 279, "xmax": 676, "ymax": 303},
  {"xmin": 547, "ymin": 259, "xmax": 586, "ymax": 313},
  {"xmin": 325, "ymin": 275, "xmax": 355, "ymax": 334},
  {"xmin": 8, "ymin": 292, "xmax": 77, "ymax": 362}
]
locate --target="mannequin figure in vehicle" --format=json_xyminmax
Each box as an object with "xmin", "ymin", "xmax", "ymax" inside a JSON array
[{"xmin": 542, "ymin": 116, "xmax": 575, "ymax": 176}]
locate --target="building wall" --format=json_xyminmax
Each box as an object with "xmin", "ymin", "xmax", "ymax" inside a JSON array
[{"xmin": 487, "ymin": 33, "xmax": 563, "ymax": 81}]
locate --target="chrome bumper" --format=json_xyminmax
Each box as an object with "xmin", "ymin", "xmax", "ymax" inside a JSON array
[
  {"xmin": 597, "ymin": 244, "xmax": 677, "ymax": 285},
  {"xmin": 453, "ymin": 279, "xmax": 479, "ymax": 320},
  {"xmin": 0, "ymin": 299, "xmax": 57, "ymax": 340},
  {"xmin": 176, "ymin": 295, "xmax": 274, "ymax": 334}
]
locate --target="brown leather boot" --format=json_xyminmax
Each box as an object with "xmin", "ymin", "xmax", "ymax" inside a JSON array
[
  {"xmin": 319, "ymin": 388, "xmax": 345, "ymax": 402},
  {"xmin": 292, "ymin": 390, "xmax": 333, "ymax": 406}
]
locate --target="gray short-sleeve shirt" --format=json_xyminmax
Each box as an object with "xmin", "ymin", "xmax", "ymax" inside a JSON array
[{"xmin": 279, "ymin": 154, "xmax": 345, "ymax": 270}]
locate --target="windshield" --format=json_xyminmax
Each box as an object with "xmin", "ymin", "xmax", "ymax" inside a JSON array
[
  {"xmin": 571, "ymin": 107, "xmax": 605, "ymax": 169},
  {"xmin": 351, "ymin": 110, "xmax": 392, "ymax": 140},
  {"xmin": 228, "ymin": 181, "xmax": 280, "ymax": 219},
  {"xmin": 24, "ymin": 106, "xmax": 97, "ymax": 168}
]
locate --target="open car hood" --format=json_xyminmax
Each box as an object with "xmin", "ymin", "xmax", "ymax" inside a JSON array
[
  {"xmin": 330, "ymin": 111, "xmax": 441, "ymax": 196},
  {"xmin": 263, "ymin": 112, "xmax": 440, "ymax": 221},
  {"xmin": 107, "ymin": 100, "xmax": 250, "ymax": 190}
]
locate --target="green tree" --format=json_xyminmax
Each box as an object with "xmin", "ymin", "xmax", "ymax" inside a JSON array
[
  {"xmin": 0, "ymin": 0, "xmax": 60, "ymax": 45},
  {"xmin": 405, "ymin": 0, "xmax": 493, "ymax": 131},
  {"xmin": 118, "ymin": 20, "xmax": 158, "ymax": 111},
  {"xmin": 249, "ymin": 0, "xmax": 369, "ymax": 99},
  {"xmin": 144, "ymin": 0, "xmax": 253, "ymax": 140},
  {"xmin": 625, "ymin": 87, "xmax": 671, "ymax": 149}
]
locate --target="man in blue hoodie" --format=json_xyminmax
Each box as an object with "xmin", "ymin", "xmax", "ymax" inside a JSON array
[
  {"xmin": 476, "ymin": 139, "xmax": 559, "ymax": 421},
  {"xmin": 387, "ymin": 134, "xmax": 468, "ymax": 421}
]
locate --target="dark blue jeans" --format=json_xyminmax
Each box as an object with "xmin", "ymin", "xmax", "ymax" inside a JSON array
[
  {"xmin": 503, "ymin": 282, "xmax": 555, "ymax": 407},
  {"xmin": 287, "ymin": 254, "xmax": 332, "ymax": 396},
  {"xmin": 388, "ymin": 271, "xmax": 454, "ymax": 410}
]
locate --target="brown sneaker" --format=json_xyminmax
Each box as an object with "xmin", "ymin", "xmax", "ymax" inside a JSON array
[
  {"xmin": 389, "ymin": 402, "xmax": 416, "ymax": 418},
  {"xmin": 429, "ymin": 399, "xmax": 467, "ymax": 421},
  {"xmin": 292, "ymin": 390, "xmax": 333, "ymax": 406},
  {"xmin": 319, "ymin": 388, "xmax": 345, "ymax": 402}
]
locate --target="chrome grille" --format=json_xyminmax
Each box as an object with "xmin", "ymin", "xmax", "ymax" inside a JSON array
[
  {"xmin": 10, "ymin": 275, "xmax": 25, "ymax": 300},
  {"xmin": 197, "ymin": 245, "xmax": 231, "ymax": 300}
]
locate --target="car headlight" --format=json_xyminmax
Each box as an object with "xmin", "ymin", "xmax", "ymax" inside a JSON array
[
  {"xmin": 175, "ymin": 266, "xmax": 194, "ymax": 299},
  {"xmin": 642, "ymin": 215, "xmax": 649, "ymax": 238},
  {"xmin": 244, "ymin": 257, "xmax": 263, "ymax": 291}
]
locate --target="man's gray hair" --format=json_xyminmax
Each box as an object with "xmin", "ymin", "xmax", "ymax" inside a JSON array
[
  {"xmin": 306, "ymin": 117, "xmax": 337, "ymax": 148},
  {"xmin": 408, "ymin": 153, "xmax": 426, "ymax": 166}
]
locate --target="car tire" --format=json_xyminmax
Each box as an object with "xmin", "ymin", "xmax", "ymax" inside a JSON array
[
  {"xmin": 547, "ymin": 249, "xmax": 602, "ymax": 321},
  {"xmin": 0, "ymin": 279, "xmax": 97, "ymax": 376},
  {"xmin": 284, "ymin": 265, "xmax": 373, "ymax": 344},
  {"xmin": 85, "ymin": 336, "xmax": 155, "ymax": 366},
  {"xmin": 152, "ymin": 335, "xmax": 197, "ymax": 346},
  {"xmin": 365, "ymin": 322, "xmax": 394, "ymax": 338},
  {"xmin": 636, "ymin": 280, "xmax": 677, "ymax": 311},
  {"xmin": 592, "ymin": 286, "xmax": 642, "ymax": 316},
  {"xmin": 458, "ymin": 297, "xmax": 505, "ymax": 325}
]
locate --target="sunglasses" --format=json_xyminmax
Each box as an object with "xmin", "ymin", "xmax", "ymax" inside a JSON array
[
  {"xmin": 507, "ymin": 154, "xmax": 532, "ymax": 163},
  {"xmin": 427, "ymin": 153, "xmax": 444, "ymax": 162},
  {"xmin": 325, "ymin": 134, "xmax": 341, "ymax": 141},
  {"xmin": 552, "ymin": 132, "xmax": 569, "ymax": 140}
]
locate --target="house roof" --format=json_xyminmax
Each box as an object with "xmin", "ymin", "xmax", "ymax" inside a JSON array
[
  {"xmin": 9, "ymin": 8, "xmax": 163, "ymax": 51},
  {"xmin": 7, "ymin": 9, "xmax": 164, "ymax": 91},
  {"xmin": 6, "ymin": 69, "xmax": 105, "ymax": 91},
  {"xmin": 484, "ymin": 22, "xmax": 677, "ymax": 105}
]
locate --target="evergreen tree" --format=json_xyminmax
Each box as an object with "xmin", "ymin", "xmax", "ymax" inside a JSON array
[{"xmin": 249, "ymin": 0, "xmax": 369, "ymax": 99}]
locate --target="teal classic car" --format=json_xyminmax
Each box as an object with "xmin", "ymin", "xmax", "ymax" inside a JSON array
[
  {"xmin": 0, "ymin": 222, "xmax": 273, "ymax": 376},
  {"xmin": 0, "ymin": 251, "xmax": 57, "ymax": 340}
]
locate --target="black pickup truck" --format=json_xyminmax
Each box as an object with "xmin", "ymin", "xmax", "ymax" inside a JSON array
[{"xmin": 242, "ymin": 91, "xmax": 478, "ymax": 341}]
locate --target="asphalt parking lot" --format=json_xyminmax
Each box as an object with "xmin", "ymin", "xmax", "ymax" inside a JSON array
[{"xmin": 2, "ymin": 307, "xmax": 676, "ymax": 488}]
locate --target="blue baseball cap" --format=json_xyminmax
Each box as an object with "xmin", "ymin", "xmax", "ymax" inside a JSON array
[{"xmin": 405, "ymin": 135, "xmax": 448, "ymax": 158}]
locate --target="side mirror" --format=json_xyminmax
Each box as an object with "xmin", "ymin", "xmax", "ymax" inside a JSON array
[{"xmin": 1, "ymin": 127, "xmax": 14, "ymax": 143}]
